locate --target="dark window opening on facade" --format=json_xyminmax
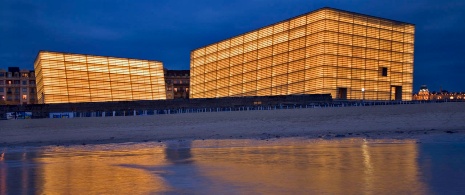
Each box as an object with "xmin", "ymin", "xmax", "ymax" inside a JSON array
[
  {"xmin": 381, "ymin": 67, "xmax": 388, "ymax": 77},
  {"xmin": 337, "ymin": 88, "xmax": 348, "ymax": 99}
]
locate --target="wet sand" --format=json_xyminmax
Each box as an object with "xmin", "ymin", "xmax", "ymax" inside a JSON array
[{"xmin": 1, "ymin": 102, "xmax": 465, "ymax": 147}]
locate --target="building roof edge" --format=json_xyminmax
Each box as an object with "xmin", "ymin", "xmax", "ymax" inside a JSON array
[
  {"xmin": 191, "ymin": 7, "xmax": 415, "ymax": 53},
  {"xmin": 36, "ymin": 50, "xmax": 164, "ymax": 63}
]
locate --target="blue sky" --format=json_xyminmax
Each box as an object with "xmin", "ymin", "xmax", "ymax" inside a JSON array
[{"xmin": 1, "ymin": 0, "xmax": 464, "ymax": 92}]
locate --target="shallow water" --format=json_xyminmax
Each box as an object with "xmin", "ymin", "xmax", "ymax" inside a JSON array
[{"xmin": 1, "ymin": 138, "xmax": 465, "ymax": 194}]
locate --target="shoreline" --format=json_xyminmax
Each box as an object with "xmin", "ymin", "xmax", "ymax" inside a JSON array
[{"xmin": 1, "ymin": 102, "xmax": 465, "ymax": 148}]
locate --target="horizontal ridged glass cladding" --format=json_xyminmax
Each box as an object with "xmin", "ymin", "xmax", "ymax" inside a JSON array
[
  {"xmin": 190, "ymin": 8, "xmax": 414, "ymax": 100},
  {"xmin": 34, "ymin": 51, "xmax": 166, "ymax": 104}
]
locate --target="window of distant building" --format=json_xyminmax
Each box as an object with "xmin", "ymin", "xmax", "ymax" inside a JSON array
[
  {"xmin": 14, "ymin": 80, "xmax": 20, "ymax": 84},
  {"xmin": 7, "ymin": 80, "xmax": 11, "ymax": 85},
  {"xmin": 0, "ymin": 88, "xmax": 3, "ymax": 92},
  {"xmin": 29, "ymin": 80, "xmax": 35, "ymax": 85},
  {"xmin": 22, "ymin": 88, "xmax": 27, "ymax": 92},
  {"xmin": 167, "ymin": 86, "xmax": 172, "ymax": 91},
  {"xmin": 174, "ymin": 88, "xmax": 178, "ymax": 92},
  {"xmin": 22, "ymin": 80, "xmax": 27, "ymax": 85},
  {"xmin": 381, "ymin": 67, "xmax": 388, "ymax": 77},
  {"xmin": 22, "ymin": 95, "xmax": 27, "ymax": 100},
  {"xmin": 0, "ymin": 80, "xmax": 3, "ymax": 85},
  {"xmin": 0, "ymin": 72, "xmax": 4, "ymax": 77},
  {"xmin": 21, "ymin": 73, "xmax": 29, "ymax": 77}
]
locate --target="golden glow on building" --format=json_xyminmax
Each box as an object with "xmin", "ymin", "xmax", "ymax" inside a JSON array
[
  {"xmin": 34, "ymin": 51, "xmax": 166, "ymax": 104},
  {"xmin": 190, "ymin": 8, "xmax": 414, "ymax": 100}
]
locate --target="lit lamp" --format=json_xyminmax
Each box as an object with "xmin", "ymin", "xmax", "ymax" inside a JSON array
[{"xmin": 362, "ymin": 88, "xmax": 365, "ymax": 102}]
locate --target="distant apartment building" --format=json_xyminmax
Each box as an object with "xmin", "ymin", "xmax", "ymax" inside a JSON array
[
  {"xmin": 412, "ymin": 85, "xmax": 464, "ymax": 101},
  {"xmin": 190, "ymin": 7, "xmax": 415, "ymax": 100},
  {"xmin": 0, "ymin": 67, "xmax": 37, "ymax": 105},
  {"xmin": 164, "ymin": 69, "xmax": 190, "ymax": 99},
  {"xmin": 34, "ymin": 51, "xmax": 166, "ymax": 104}
]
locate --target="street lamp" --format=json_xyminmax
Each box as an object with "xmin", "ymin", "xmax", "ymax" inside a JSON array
[{"xmin": 362, "ymin": 88, "xmax": 365, "ymax": 102}]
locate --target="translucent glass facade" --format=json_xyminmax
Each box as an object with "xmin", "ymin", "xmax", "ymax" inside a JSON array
[
  {"xmin": 190, "ymin": 8, "xmax": 414, "ymax": 100},
  {"xmin": 34, "ymin": 51, "xmax": 166, "ymax": 104}
]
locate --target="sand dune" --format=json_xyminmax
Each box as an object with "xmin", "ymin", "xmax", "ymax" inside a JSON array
[{"xmin": 1, "ymin": 102, "xmax": 465, "ymax": 147}]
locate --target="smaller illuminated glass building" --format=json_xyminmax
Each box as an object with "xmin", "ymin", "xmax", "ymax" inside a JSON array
[{"xmin": 34, "ymin": 51, "xmax": 166, "ymax": 104}]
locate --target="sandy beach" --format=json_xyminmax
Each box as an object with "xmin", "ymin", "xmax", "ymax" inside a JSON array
[{"xmin": 1, "ymin": 102, "xmax": 465, "ymax": 147}]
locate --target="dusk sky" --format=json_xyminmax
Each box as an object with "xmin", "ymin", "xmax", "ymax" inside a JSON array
[{"xmin": 1, "ymin": 0, "xmax": 464, "ymax": 92}]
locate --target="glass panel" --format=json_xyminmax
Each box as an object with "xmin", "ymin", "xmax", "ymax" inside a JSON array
[
  {"xmin": 188, "ymin": 8, "xmax": 414, "ymax": 100},
  {"xmin": 36, "ymin": 51, "xmax": 166, "ymax": 103}
]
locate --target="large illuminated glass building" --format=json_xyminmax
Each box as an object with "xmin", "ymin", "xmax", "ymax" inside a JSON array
[
  {"xmin": 34, "ymin": 51, "xmax": 166, "ymax": 104},
  {"xmin": 190, "ymin": 7, "xmax": 415, "ymax": 100}
]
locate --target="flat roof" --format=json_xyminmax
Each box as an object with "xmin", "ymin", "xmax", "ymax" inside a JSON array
[
  {"xmin": 192, "ymin": 7, "xmax": 415, "ymax": 52},
  {"xmin": 35, "ymin": 50, "xmax": 163, "ymax": 63}
]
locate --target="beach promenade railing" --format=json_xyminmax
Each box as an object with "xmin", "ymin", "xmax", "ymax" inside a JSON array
[
  {"xmin": 1, "ymin": 94, "xmax": 331, "ymax": 119},
  {"xmin": 1, "ymin": 95, "xmax": 463, "ymax": 119},
  {"xmin": 66, "ymin": 100, "xmax": 458, "ymax": 119}
]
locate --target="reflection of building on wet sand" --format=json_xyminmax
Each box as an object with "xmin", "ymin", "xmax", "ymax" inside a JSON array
[
  {"xmin": 0, "ymin": 152, "xmax": 5, "ymax": 195},
  {"xmin": 191, "ymin": 139, "xmax": 427, "ymax": 194},
  {"xmin": 0, "ymin": 152, "xmax": 38, "ymax": 195},
  {"xmin": 1, "ymin": 142, "xmax": 196, "ymax": 194},
  {"xmin": 2, "ymin": 140, "xmax": 429, "ymax": 194},
  {"xmin": 34, "ymin": 147, "xmax": 170, "ymax": 194},
  {"xmin": 165, "ymin": 140, "xmax": 193, "ymax": 164}
]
